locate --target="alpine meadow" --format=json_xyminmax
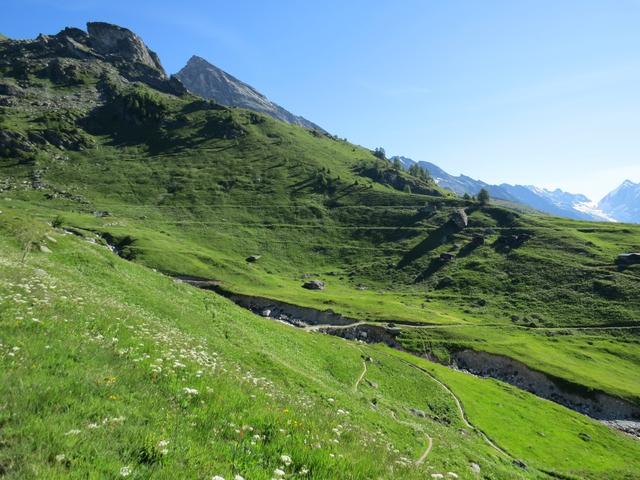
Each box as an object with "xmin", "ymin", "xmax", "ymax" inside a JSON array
[{"xmin": 1, "ymin": 8, "xmax": 639, "ymax": 480}]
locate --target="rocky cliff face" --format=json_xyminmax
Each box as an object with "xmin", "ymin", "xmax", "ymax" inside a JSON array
[
  {"xmin": 86, "ymin": 22, "xmax": 165, "ymax": 76},
  {"xmin": 176, "ymin": 55, "xmax": 324, "ymax": 132},
  {"xmin": 0, "ymin": 22, "xmax": 183, "ymax": 95}
]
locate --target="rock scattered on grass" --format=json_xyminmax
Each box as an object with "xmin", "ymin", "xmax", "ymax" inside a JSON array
[{"xmin": 302, "ymin": 279, "xmax": 324, "ymax": 290}]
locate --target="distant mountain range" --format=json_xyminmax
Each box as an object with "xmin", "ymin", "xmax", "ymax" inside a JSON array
[
  {"xmin": 175, "ymin": 55, "xmax": 324, "ymax": 132},
  {"xmin": 393, "ymin": 156, "xmax": 637, "ymax": 223}
]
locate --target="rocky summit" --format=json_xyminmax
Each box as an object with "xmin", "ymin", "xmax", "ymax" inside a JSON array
[
  {"xmin": 86, "ymin": 22, "xmax": 165, "ymax": 76},
  {"xmin": 0, "ymin": 22, "xmax": 184, "ymax": 95},
  {"xmin": 176, "ymin": 55, "xmax": 325, "ymax": 131}
]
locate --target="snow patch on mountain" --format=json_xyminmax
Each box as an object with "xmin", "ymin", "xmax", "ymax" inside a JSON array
[
  {"xmin": 391, "ymin": 155, "xmax": 619, "ymax": 222},
  {"xmin": 597, "ymin": 180, "xmax": 640, "ymax": 223}
]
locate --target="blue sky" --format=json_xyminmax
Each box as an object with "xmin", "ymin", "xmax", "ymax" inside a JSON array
[{"xmin": 4, "ymin": 0, "xmax": 640, "ymax": 200}]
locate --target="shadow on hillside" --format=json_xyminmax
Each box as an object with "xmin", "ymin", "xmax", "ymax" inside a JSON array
[
  {"xmin": 396, "ymin": 223, "xmax": 455, "ymax": 268},
  {"xmin": 457, "ymin": 239, "xmax": 481, "ymax": 258},
  {"xmin": 290, "ymin": 175, "xmax": 318, "ymax": 193},
  {"xmin": 414, "ymin": 257, "xmax": 447, "ymax": 282}
]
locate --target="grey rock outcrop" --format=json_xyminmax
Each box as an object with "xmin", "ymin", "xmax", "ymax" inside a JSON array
[
  {"xmin": 449, "ymin": 209, "xmax": 468, "ymax": 230},
  {"xmin": 176, "ymin": 55, "xmax": 324, "ymax": 131},
  {"xmin": 0, "ymin": 22, "xmax": 184, "ymax": 95},
  {"xmin": 86, "ymin": 22, "xmax": 165, "ymax": 76},
  {"xmin": 302, "ymin": 279, "xmax": 325, "ymax": 290}
]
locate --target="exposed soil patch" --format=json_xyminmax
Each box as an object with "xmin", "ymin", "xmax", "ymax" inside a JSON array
[{"xmin": 452, "ymin": 349, "xmax": 640, "ymax": 425}]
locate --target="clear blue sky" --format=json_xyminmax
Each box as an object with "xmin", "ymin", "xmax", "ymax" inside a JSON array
[{"xmin": 4, "ymin": 0, "xmax": 640, "ymax": 200}]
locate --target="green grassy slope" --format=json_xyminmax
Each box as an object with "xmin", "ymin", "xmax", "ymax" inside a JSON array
[
  {"xmin": 1, "ymin": 213, "xmax": 639, "ymax": 479},
  {"xmin": 2, "ymin": 108, "xmax": 639, "ymax": 403},
  {"xmin": 1, "ymin": 28, "xmax": 640, "ymax": 477}
]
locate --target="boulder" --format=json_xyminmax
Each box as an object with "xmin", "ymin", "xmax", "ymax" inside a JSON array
[
  {"xmin": 449, "ymin": 208, "xmax": 468, "ymax": 230},
  {"xmin": 440, "ymin": 252, "xmax": 455, "ymax": 262},
  {"xmin": 495, "ymin": 233, "xmax": 532, "ymax": 249},
  {"xmin": 617, "ymin": 253, "xmax": 640, "ymax": 266},
  {"xmin": 246, "ymin": 254, "xmax": 261, "ymax": 263},
  {"xmin": 302, "ymin": 279, "xmax": 325, "ymax": 290},
  {"xmin": 410, "ymin": 408, "xmax": 426, "ymax": 418}
]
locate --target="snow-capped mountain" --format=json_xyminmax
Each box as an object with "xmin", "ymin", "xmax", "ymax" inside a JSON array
[
  {"xmin": 392, "ymin": 156, "xmax": 613, "ymax": 221},
  {"xmin": 598, "ymin": 180, "xmax": 640, "ymax": 223}
]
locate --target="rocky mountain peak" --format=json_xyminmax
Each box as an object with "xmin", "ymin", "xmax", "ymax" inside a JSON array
[
  {"xmin": 185, "ymin": 55, "xmax": 211, "ymax": 67},
  {"xmin": 86, "ymin": 22, "xmax": 165, "ymax": 77},
  {"xmin": 175, "ymin": 55, "xmax": 325, "ymax": 132}
]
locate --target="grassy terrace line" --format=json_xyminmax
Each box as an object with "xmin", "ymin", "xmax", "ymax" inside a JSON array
[{"xmin": 1, "ymin": 25, "xmax": 639, "ymax": 477}]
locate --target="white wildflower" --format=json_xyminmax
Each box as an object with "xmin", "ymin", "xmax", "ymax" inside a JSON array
[
  {"xmin": 274, "ymin": 468, "xmax": 286, "ymax": 476},
  {"xmin": 55, "ymin": 454, "xmax": 66, "ymax": 462},
  {"xmin": 120, "ymin": 466, "xmax": 132, "ymax": 477},
  {"xmin": 280, "ymin": 454, "xmax": 292, "ymax": 466},
  {"xmin": 64, "ymin": 429, "xmax": 81, "ymax": 436},
  {"xmin": 183, "ymin": 387, "xmax": 199, "ymax": 396},
  {"xmin": 212, "ymin": 476, "xmax": 225, "ymax": 480}
]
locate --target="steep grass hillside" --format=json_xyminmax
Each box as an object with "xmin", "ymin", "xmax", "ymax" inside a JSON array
[{"xmin": 2, "ymin": 210, "xmax": 640, "ymax": 479}]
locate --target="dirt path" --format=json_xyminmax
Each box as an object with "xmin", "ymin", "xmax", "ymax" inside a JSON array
[
  {"xmin": 306, "ymin": 321, "xmax": 367, "ymax": 332},
  {"xmin": 354, "ymin": 359, "xmax": 368, "ymax": 391},
  {"xmin": 395, "ymin": 356, "xmax": 511, "ymax": 458},
  {"xmin": 353, "ymin": 352, "xmax": 434, "ymax": 465},
  {"xmin": 388, "ymin": 410, "xmax": 434, "ymax": 465},
  {"xmin": 304, "ymin": 319, "xmax": 640, "ymax": 333},
  {"xmin": 414, "ymin": 435, "xmax": 433, "ymax": 465}
]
